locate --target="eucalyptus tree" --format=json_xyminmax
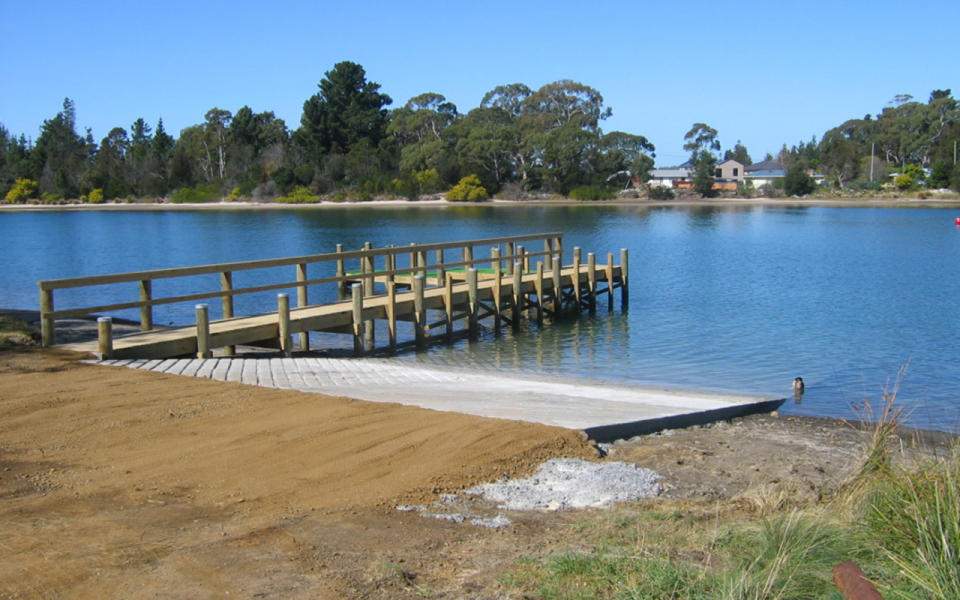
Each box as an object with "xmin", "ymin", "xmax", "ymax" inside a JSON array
[
  {"xmin": 684, "ymin": 123, "xmax": 720, "ymax": 197},
  {"xmin": 387, "ymin": 92, "xmax": 460, "ymax": 181}
]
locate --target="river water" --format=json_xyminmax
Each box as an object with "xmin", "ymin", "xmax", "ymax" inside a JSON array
[{"xmin": 1, "ymin": 204, "xmax": 958, "ymax": 431}]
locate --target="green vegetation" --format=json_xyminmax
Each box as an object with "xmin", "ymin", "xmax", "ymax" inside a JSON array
[
  {"xmin": 505, "ymin": 403, "xmax": 959, "ymax": 600},
  {"xmin": 1, "ymin": 68, "xmax": 956, "ymax": 203},
  {"xmin": 783, "ymin": 165, "xmax": 816, "ymax": 196},
  {"xmin": 647, "ymin": 185, "xmax": 675, "ymax": 200},
  {"xmin": 275, "ymin": 185, "xmax": 320, "ymax": 204},
  {"xmin": 567, "ymin": 185, "xmax": 615, "ymax": 200},
  {"xmin": 445, "ymin": 174, "xmax": 488, "ymax": 202},
  {"xmin": 170, "ymin": 184, "xmax": 220, "ymax": 203}
]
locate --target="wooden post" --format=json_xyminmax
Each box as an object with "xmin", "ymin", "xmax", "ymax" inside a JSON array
[
  {"xmin": 387, "ymin": 280, "xmax": 397, "ymax": 349},
  {"xmin": 606, "ymin": 252, "xmax": 615, "ymax": 311},
  {"xmin": 516, "ymin": 245, "xmax": 525, "ymax": 273},
  {"xmin": 196, "ymin": 304, "xmax": 211, "ymax": 358},
  {"xmin": 351, "ymin": 283, "xmax": 364, "ymax": 356},
  {"xmin": 573, "ymin": 247, "xmax": 582, "ymax": 312},
  {"xmin": 335, "ymin": 243, "xmax": 345, "ymax": 300},
  {"xmin": 139, "ymin": 280, "xmax": 153, "ymax": 331},
  {"xmin": 512, "ymin": 261, "xmax": 522, "ymax": 329},
  {"xmin": 408, "ymin": 243, "xmax": 416, "ymax": 278},
  {"xmin": 462, "ymin": 245, "xmax": 473, "ymax": 270},
  {"xmin": 587, "ymin": 252, "xmax": 597, "ymax": 313},
  {"xmin": 362, "ymin": 242, "xmax": 374, "ymax": 349},
  {"xmin": 544, "ymin": 239, "xmax": 553, "ymax": 270},
  {"xmin": 554, "ymin": 236, "xmax": 564, "ymax": 265},
  {"xmin": 491, "ymin": 246, "xmax": 501, "ymax": 274},
  {"xmin": 444, "ymin": 276, "xmax": 453, "ymax": 340},
  {"xmin": 386, "ymin": 247, "xmax": 396, "ymax": 284},
  {"xmin": 97, "ymin": 317, "xmax": 113, "ymax": 360},
  {"xmin": 552, "ymin": 254, "xmax": 562, "ymax": 315},
  {"xmin": 492, "ymin": 250, "xmax": 502, "ymax": 329},
  {"xmin": 413, "ymin": 275, "xmax": 425, "ymax": 346},
  {"xmin": 417, "ymin": 250, "xmax": 427, "ymax": 278},
  {"xmin": 468, "ymin": 267, "xmax": 478, "ymax": 336},
  {"xmin": 296, "ymin": 263, "xmax": 309, "ymax": 350},
  {"xmin": 535, "ymin": 261, "xmax": 544, "ymax": 325},
  {"xmin": 220, "ymin": 271, "xmax": 235, "ymax": 355},
  {"xmin": 506, "ymin": 242, "xmax": 515, "ymax": 275},
  {"xmin": 39, "ymin": 287, "xmax": 54, "ymax": 346},
  {"xmin": 620, "ymin": 248, "xmax": 629, "ymax": 310},
  {"xmin": 436, "ymin": 249, "xmax": 446, "ymax": 286},
  {"xmin": 277, "ymin": 293, "xmax": 291, "ymax": 357}
]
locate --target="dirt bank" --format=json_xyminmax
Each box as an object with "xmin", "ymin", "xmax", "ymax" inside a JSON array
[{"xmin": 1, "ymin": 347, "xmax": 948, "ymax": 598}]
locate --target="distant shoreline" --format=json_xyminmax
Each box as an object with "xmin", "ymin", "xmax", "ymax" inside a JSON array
[{"xmin": 2, "ymin": 195, "xmax": 960, "ymax": 211}]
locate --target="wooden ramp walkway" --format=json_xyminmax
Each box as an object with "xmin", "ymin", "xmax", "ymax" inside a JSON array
[{"xmin": 42, "ymin": 233, "xmax": 628, "ymax": 360}]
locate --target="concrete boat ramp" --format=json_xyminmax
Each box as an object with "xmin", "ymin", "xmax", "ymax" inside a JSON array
[{"xmin": 94, "ymin": 356, "xmax": 784, "ymax": 442}]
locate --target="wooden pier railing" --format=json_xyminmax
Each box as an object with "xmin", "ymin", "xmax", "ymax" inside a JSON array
[{"xmin": 38, "ymin": 232, "xmax": 628, "ymax": 359}]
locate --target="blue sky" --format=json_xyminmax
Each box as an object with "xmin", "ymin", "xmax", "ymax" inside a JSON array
[{"xmin": 1, "ymin": 0, "xmax": 957, "ymax": 165}]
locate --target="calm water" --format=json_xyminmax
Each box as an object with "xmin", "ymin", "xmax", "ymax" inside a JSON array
[{"xmin": 1, "ymin": 205, "xmax": 958, "ymax": 431}]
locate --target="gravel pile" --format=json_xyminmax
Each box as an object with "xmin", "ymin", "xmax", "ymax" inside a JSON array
[{"xmin": 467, "ymin": 458, "xmax": 662, "ymax": 510}]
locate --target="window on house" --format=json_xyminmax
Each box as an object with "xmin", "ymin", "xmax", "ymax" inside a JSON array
[
  {"xmin": 733, "ymin": 167, "xmax": 739, "ymax": 176},
  {"xmin": 715, "ymin": 168, "xmax": 722, "ymax": 178}
]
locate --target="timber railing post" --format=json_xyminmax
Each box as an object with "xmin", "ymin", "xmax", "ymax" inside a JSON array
[
  {"xmin": 436, "ymin": 249, "xmax": 446, "ymax": 286},
  {"xmin": 362, "ymin": 242, "xmax": 374, "ymax": 350},
  {"xmin": 544, "ymin": 239, "xmax": 553, "ymax": 271},
  {"xmin": 587, "ymin": 252, "xmax": 597, "ymax": 313},
  {"xmin": 97, "ymin": 317, "xmax": 113, "ymax": 359},
  {"xmin": 620, "ymin": 248, "xmax": 629, "ymax": 310},
  {"xmin": 277, "ymin": 293, "xmax": 291, "ymax": 357},
  {"xmin": 413, "ymin": 275, "xmax": 426, "ymax": 347},
  {"xmin": 196, "ymin": 303, "xmax": 211, "ymax": 358},
  {"xmin": 552, "ymin": 254, "xmax": 561, "ymax": 316},
  {"xmin": 444, "ymin": 277, "xmax": 454, "ymax": 340},
  {"xmin": 296, "ymin": 263, "xmax": 309, "ymax": 350},
  {"xmin": 573, "ymin": 247, "xmax": 582, "ymax": 312},
  {"xmin": 555, "ymin": 236, "xmax": 564, "ymax": 265},
  {"xmin": 220, "ymin": 271, "xmax": 235, "ymax": 355},
  {"xmin": 606, "ymin": 252, "xmax": 615, "ymax": 311},
  {"xmin": 387, "ymin": 280, "xmax": 397, "ymax": 349},
  {"xmin": 506, "ymin": 242, "xmax": 515, "ymax": 275},
  {"xmin": 512, "ymin": 261, "xmax": 522, "ymax": 329},
  {"xmin": 535, "ymin": 262, "xmax": 544, "ymax": 325},
  {"xmin": 139, "ymin": 280, "xmax": 153, "ymax": 331},
  {"xmin": 492, "ymin": 248, "xmax": 502, "ymax": 329},
  {"xmin": 468, "ymin": 267, "xmax": 478, "ymax": 336},
  {"xmin": 516, "ymin": 245, "xmax": 525, "ymax": 274},
  {"xmin": 351, "ymin": 284, "xmax": 364, "ymax": 356},
  {"xmin": 39, "ymin": 287, "xmax": 54, "ymax": 346},
  {"xmin": 335, "ymin": 243, "xmax": 345, "ymax": 300}
]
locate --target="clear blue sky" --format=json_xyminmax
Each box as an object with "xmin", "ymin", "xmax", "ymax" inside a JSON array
[{"xmin": 2, "ymin": 0, "xmax": 957, "ymax": 166}]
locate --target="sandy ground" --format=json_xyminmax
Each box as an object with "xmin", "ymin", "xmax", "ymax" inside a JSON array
[{"xmin": 4, "ymin": 343, "xmax": 948, "ymax": 599}]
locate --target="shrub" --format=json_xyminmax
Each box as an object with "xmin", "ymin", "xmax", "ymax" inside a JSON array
[
  {"xmin": 40, "ymin": 192, "xmax": 61, "ymax": 203},
  {"xmin": 568, "ymin": 185, "xmax": 615, "ymax": 200},
  {"xmin": 647, "ymin": 186, "xmax": 675, "ymax": 200},
  {"xmin": 87, "ymin": 188, "xmax": 105, "ymax": 204},
  {"xmin": 415, "ymin": 168, "xmax": 442, "ymax": 194},
  {"xmin": 275, "ymin": 185, "xmax": 320, "ymax": 204},
  {"xmin": 4, "ymin": 177, "xmax": 38, "ymax": 203},
  {"xmin": 894, "ymin": 173, "xmax": 914, "ymax": 191},
  {"xmin": 784, "ymin": 166, "xmax": 816, "ymax": 196},
  {"xmin": 170, "ymin": 184, "xmax": 221, "ymax": 203},
  {"xmin": 446, "ymin": 174, "xmax": 488, "ymax": 202}
]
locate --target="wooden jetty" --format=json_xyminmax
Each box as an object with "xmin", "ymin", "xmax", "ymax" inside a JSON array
[{"xmin": 39, "ymin": 233, "xmax": 627, "ymax": 360}]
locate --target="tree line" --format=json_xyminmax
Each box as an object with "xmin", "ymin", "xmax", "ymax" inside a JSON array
[
  {"xmin": 2, "ymin": 61, "xmax": 957, "ymax": 203},
  {"xmin": 0, "ymin": 61, "xmax": 655, "ymax": 203}
]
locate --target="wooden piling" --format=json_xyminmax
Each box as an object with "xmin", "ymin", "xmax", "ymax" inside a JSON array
[
  {"xmin": 387, "ymin": 280, "xmax": 397, "ymax": 349},
  {"xmin": 139, "ymin": 280, "xmax": 153, "ymax": 331},
  {"xmin": 413, "ymin": 275, "xmax": 426, "ymax": 346},
  {"xmin": 606, "ymin": 252, "xmax": 615, "ymax": 311},
  {"xmin": 587, "ymin": 252, "xmax": 597, "ymax": 313},
  {"xmin": 444, "ymin": 276, "xmax": 454, "ymax": 339},
  {"xmin": 296, "ymin": 263, "xmax": 309, "ymax": 350},
  {"xmin": 535, "ymin": 262, "xmax": 544, "ymax": 324},
  {"xmin": 97, "ymin": 317, "xmax": 112, "ymax": 359},
  {"xmin": 39, "ymin": 288, "xmax": 54, "ymax": 346},
  {"xmin": 468, "ymin": 267, "xmax": 478, "ymax": 336},
  {"xmin": 491, "ymin": 248, "xmax": 502, "ymax": 328},
  {"xmin": 620, "ymin": 248, "xmax": 629, "ymax": 309},
  {"xmin": 544, "ymin": 239, "xmax": 553, "ymax": 270},
  {"xmin": 506, "ymin": 242, "xmax": 515, "ymax": 275},
  {"xmin": 512, "ymin": 262, "xmax": 522, "ymax": 329},
  {"xmin": 335, "ymin": 243, "xmax": 345, "ymax": 300},
  {"xmin": 552, "ymin": 255, "xmax": 561, "ymax": 315},
  {"xmin": 195, "ymin": 303, "xmax": 211, "ymax": 358},
  {"xmin": 363, "ymin": 242, "xmax": 374, "ymax": 349},
  {"xmin": 220, "ymin": 271, "xmax": 235, "ymax": 355},
  {"xmin": 573, "ymin": 247, "xmax": 582, "ymax": 311},
  {"xmin": 277, "ymin": 293, "xmax": 292, "ymax": 357},
  {"xmin": 351, "ymin": 284, "xmax": 363, "ymax": 356},
  {"xmin": 436, "ymin": 249, "xmax": 446, "ymax": 286}
]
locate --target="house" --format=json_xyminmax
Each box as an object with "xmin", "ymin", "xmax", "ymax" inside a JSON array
[
  {"xmin": 743, "ymin": 159, "xmax": 786, "ymax": 188},
  {"xmin": 647, "ymin": 167, "xmax": 691, "ymax": 188},
  {"xmin": 648, "ymin": 159, "xmax": 743, "ymax": 190},
  {"xmin": 715, "ymin": 159, "xmax": 744, "ymax": 181}
]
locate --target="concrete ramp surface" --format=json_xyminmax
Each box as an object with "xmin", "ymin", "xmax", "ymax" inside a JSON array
[{"xmin": 95, "ymin": 357, "xmax": 784, "ymax": 442}]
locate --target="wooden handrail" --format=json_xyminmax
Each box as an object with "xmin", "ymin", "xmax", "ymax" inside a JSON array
[{"xmin": 37, "ymin": 233, "xmax": 564, "ymax": 346}]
